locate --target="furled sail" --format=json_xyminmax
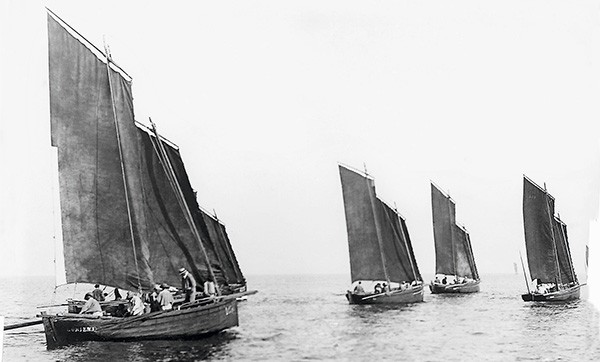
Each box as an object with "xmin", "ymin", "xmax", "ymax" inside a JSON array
[
  {"xmin": 48, "ymin": 11, "xmax": 243, "ymax": 292},
  {"xmin": 523, "ymin": 176, "xmax": 577, "ymax": 284},
  {"xmin": 431, "ymin": 183, "xmax": 478, "ymax": 279},
  {"xmin": 339, "ymin": 165, "xmax": 421, "ymax": 283}
]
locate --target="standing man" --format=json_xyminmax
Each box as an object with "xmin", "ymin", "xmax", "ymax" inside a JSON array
[
  {"xmin": 157, "ymin": 283, "xmax": 174, "ymax": 310},
  {"xmin": 179, "ymin": 267, "xmax": 197, "ymax": 303}
]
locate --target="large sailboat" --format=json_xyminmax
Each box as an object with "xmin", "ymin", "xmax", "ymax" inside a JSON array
[
  {"xmin": 521, "ymin": 176, "xmax": 580, "ymax": 302},
  {"xmin": 339, "ymin": 165, "xmax": 424, "ymax": 304},
  {"xmin": 41, "ymin": 9, "xmax": 253, "ymax": 348},
  {"xmin": 429, "ymin": 183, "xmax": 480, "ymax": 293}
]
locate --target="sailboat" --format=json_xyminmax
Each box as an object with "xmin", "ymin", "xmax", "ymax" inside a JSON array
[
  {"xmin": 339, "ymin": 164, "xmax": 424, "ymax": 304},
  {"xmin": 40, "ymin": 9, "xmax": 254, "ymax": 348},
  {"xmin": 521, "ymin": 176, "xmax": 580, "ymax": 302},
  {"xmin": 429, "ymin": 183, "xmax": 480, "ymax": 294}
]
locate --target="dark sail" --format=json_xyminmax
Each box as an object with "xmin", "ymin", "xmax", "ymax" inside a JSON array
[
  {"xmin": 431, "ymin": 183, "xmax": 478, "ymax": 278},
  {"xmin": 377, "ymin": 199, "xmax": 420, "ymax": 283},
  {"xmin": 339, "ymin": 165, "xmax": 421, "ymax": 283},
  {"xmin": 400, "ymin": 217, "xmax": 422, "ymax": 281},
  {"xmin": 339, "ymin": 165, "xmax": 386, "ymax": 282},
  {"xmin": 48, "ymin": 11, "xmax": 243, "ymax": 292},
  {"xmin": 523, "ymin": 177, "xmax": 560, "ymax": 283},
  {"xmin": 48, "ymin": 13, "xmax": 153, "ymax": 290},
  {"xmin": 553, "ymin": 218, "xmax": 577, "ymax": 284}
]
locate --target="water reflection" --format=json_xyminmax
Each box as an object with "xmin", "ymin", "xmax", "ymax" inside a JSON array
[{"xmin": 51, "ymin": 331, "xmax": 238, "ymax": 361}]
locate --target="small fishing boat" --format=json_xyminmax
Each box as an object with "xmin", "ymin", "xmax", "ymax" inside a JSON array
[
  {"xmin": 339, "ymin": 165, "xmax": 424, "ymax": 304},
  {"xmin": 429, "ymin": 183, "xmax": 480, "ymax": 294},
  {"xmin": 40, "ymin": 9, "xmax": 254, "ymax": 348},
  {"xmin": 520, "ymin": 176, "xmax": 580, "ymax": 302}
]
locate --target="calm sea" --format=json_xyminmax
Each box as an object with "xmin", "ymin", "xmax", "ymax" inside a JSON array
[{"xmin": 2, "ymin": 274, "xmax": 600, "ymax": 361}]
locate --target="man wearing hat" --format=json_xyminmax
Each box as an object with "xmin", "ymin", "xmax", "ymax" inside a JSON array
[
  {"xmin": 79, "ymin": 292, "xmax": 103, "ymax": 317},
  {"xmin": 179, "ymin": 267, "xmax": 197, "ymax": 303},
  {"xmin": 157, "ymin": 283, "xmax": 174, "ymax": 310}
]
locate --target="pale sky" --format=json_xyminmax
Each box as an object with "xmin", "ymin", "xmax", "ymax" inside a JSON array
[{"xmin": 1, "ymin": 1, "xmax": 599, "ymax": 283}]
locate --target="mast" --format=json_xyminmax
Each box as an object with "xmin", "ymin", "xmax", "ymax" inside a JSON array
[
  {"xmin": 520, "ymin": 251, "xmax": 531, "ymax": 294},
  {"xmin": 543, "ymin": 184, "xmax": 562, "ymax": 288},
  {"xmin": 150, "ymin": 119, "xmax": 220, "ymax": 294},
  {"xmin": 446, "ymin": 193, "xmax": 457, "ymax": 276},
  {"xmin": 365, "ymin": 174, "xmax": 390, "ymax": 285},
  {"xmin": 104, "ymin": 43, "xmax": 141, "ymax": 291}
]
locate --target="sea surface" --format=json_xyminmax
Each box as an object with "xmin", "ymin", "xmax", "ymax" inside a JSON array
[{"xmin": 2, "ymin": 274, "xmax": 600, "ymax": 361}]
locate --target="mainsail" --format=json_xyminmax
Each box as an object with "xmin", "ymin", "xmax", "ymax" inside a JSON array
[
  {"xmin": 48, "ymin": 10, "xmax": 244, "ymax": 292},
  {"xmin": 431, "ymin": 183, "xmax": 478, "ymax": 279},
  {"xmin": 523, "ymin": 177, "xmax": 577, "ymax": 285},
  {"xmin": 339, "ymin": 165, "xmax": 421, "ymax": 284}
]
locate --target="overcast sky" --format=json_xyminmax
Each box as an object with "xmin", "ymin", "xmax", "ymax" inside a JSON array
[{"xmin": 1, "ymin": 1, "xmax": 599, "ymax": 285}]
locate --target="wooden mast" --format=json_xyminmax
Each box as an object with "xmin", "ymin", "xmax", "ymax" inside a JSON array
[
  {"xmin": 149, "ymin": 119, "xmax": 220, "ymax": 295},
  {"xmin": 543, "ymin": 183, "xmax": 563, "ymax": 289},
  {"xmin": 364, "ymin": 170, "xmax": 391, "ymax": 286},
  {"xmin": 520, "ymin": 251, "xmax": 531, "ymax": 294},
  {"xmin": 104, "ymin": 42, "xmax": 141, "ymax": 291}
]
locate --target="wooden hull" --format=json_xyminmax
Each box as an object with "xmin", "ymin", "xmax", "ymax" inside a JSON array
[
  {"xmin": 346, "ymin": 285, "xmax": 424, "ymax": 304},
  {"xmin": 521, "ymin": 285, "xmax": 580, "ymax": 302},
  {"xmin": 41, "ymin": 298, "xmax": 238, "ymax": 349},
  {"xmin": 429, "ymin": 280, "xmax": 480, "ymax": 294}
]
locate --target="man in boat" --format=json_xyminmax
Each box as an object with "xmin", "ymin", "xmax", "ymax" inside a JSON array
[
  {"xmin": 127, "ymin": 291, "xmax": 145, "ymax": 316},
  {"xmin": 157, "ymin": 283, "xmax": 174, "ymax": 310},
  {"xmin": 79, "ymin": 292, "xmax": 103, "ymax": 317},
  {"xmin": 92, "ymin": 284, "xmax": 105, "ymax": 302},
  {"xmin": 353, "ymin": 281, "xmax": 365, "ymax": 295},
  {"xmin": 204, "ymin": 280, "xmax": 216, "ymax": 297},
  {"xmin": 179, "ymin": 267, "xmax": 197, "ymax": 303},
  {"xmin": 374, "ymin": 283, "xmax": 383, "ymax": 294},
  {"xmin": 146, "ymin": 284, "xmax": 161, "ymax": 312}
]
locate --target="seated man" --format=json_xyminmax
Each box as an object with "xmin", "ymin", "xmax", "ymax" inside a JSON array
[
  {"xmin": 128, "ymin": 291, "xmax": 145, "ymax": 316},
  {"xmin": 80, "ymin": 292, "xmax": 103, "ymax": 317},
  {"xmin": 374, "ymin": 283, "xmax": 383, "ymax": 294},
  {"xmin": 353, "ymin": 281, "xmax": 365, "ymax": 295}
]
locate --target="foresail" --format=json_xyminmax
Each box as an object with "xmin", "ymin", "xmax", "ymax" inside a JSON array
[
  {"xmin": 523, "ymin": 177, "xmax": 558, "ymax": 283},
  {"xmin": 553, "ymin": 218, "xmax": 577, "ymax": 284},
  {"xmin": 48, "ymin": 12, "xmax": 153, "ymax": 290},
  {"xmin": 339, "ymin": 165, "xmax": 386, "ymax": 282},
  {"xmin": 377, "ymin": 199, "xmax": 418, "ymax": 283},
  {"xmin": 201, "ymin": 213, "xmax": 246, "ymax": 287},
  {"xmin": 401, "ymin": 217, "xmax": 422, "ymax": 281},
  {"xmin": 431, "ymin": 184, "xmax": 456, "ymax": 275},
  {"xmin": 452, "ymin": 226, "xmax": 474, "ymax": 279}
]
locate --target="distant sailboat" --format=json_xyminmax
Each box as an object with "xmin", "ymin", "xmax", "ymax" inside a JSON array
[
  {"xmin": 40, "ymin": 9, "xmax": 254, "ymax": 348},
  {"xmin": 521, "ymin": 176, "xmax": 579, "ymax": 302},
  {"xmin": 339, "ymin": 165, "xmax": 424, "ymax": 304},
  {"xmin": 429, "ymin": 183, "xmax": 480, "ymax": 294}
]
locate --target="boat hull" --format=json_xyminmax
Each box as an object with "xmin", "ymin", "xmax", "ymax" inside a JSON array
[
  {"xmin": 346, "ymin": 285, "xmax": 424, "ymax": 304},
  {"xmin": 41, "ymin": 298, "xmax": 238, "ymax": 349},
  {"xmin": 429, "ymin": 280, "xmax": 480, "ymax": 294},
  {"xmin": 521, "ymin": 285, "xmax": 580, "ymax": 302}
]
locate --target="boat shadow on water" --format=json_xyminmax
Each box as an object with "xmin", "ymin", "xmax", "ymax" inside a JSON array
[{"xmin": 49, "ymin": 330, "xmax": 238, "ymax": 361}]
